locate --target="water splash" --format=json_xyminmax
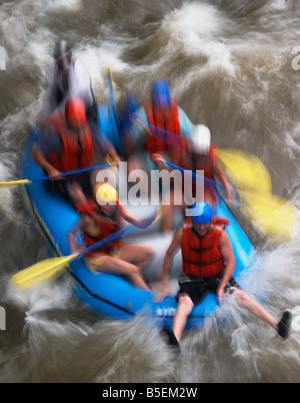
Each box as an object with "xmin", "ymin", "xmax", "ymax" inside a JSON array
[{"xmin": 1, "ymin": 0, "xmax": 300, "ymax": 383}]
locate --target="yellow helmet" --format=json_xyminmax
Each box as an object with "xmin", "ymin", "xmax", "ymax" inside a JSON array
[{"xmin": 94, "ymin": 182, "xmax": 118, "ymax": 204}]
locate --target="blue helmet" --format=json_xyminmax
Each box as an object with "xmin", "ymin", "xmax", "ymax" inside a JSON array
[
  {"xmin": 151, "ymin": 80, "xmax": 171, "ymax": 108},
  {"xmin": 191, "ymin": 202, "xmax": 213, "ymax": 224}
]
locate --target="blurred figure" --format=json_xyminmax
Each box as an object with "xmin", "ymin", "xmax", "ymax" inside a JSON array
[
  {"xmin": 123, "ymin": 80, "xmax": 194, "ymax": 233},
  {"xmin": 43, "ymin": 40, "xmax": 97, "ymax": 122},
  {"xmin": 68, "ymin": 182, "xmax": 155, "ymax": 290},
  {"xmin": 124, "ymin": 79, "xmax": 193, "ymax": 175},
  {"xmin": 32, "ymin": 98, "xmax": 120, "ymax": 208},
  {"xmin": 40, "ymin": 40, "xmax": 108, "ymax": 154},
  {"xmin": 153, "ymin": 124, "xmax": 236, "ymax": 232},
  {"xmin": 181, "ymin": 124, "xmax": 235, "ymax": 207},
  {"xmin": 98, "ymin": 91, "xmax": 140, "ymax": 160}
]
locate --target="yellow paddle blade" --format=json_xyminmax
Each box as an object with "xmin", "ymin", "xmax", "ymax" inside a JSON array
[
  {"xmin": 216, "ymin": 149, "xmax": 272, "ymax": 192},
  {"xmin": 11, "ymin": 253, "xmax": 78, "ymax": 290},
  {"xmin": 154, "ymin": 204, "xmax": 163, "ymax": 223},
  {"xmin": 0, "ymin": 179, "xmax": 32, "ymax": 187},
  {"xmin": 239, "ymin": 190, "xmax": 298, "ymax": 243}
]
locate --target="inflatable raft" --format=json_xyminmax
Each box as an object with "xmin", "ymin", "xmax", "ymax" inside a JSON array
[{"xmin": 18, "ymin": 128, "xmax": 256, "ymax": 331}]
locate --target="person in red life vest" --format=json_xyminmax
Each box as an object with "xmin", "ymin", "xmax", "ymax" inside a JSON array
[
  {"xmin": 41, "ymin": 40, "xmax": 98, "ymax": 124},
  {"xmin": 142, "ymin": 80, "xmax": 189, "ymax": 168},
  {"xmin": 123, "ymin": 80, "xmax": 194, "ymax": 234},
  {"xmin": 68, "ymin": 183, "xmax": 155, "ymax": 291},
  {"xmin": 155, "ymin": 202, "xmax": 292, "ymax": 347},
  {"xmin": 154, "ymin": 124, "xmax": 236, "ymax": 208},
  {"xmin": 37, "ymin": 40, "xmax": 99, "ymax": 135},
  {"xmin": 32, "ymin": 98, "xmax": 120, "ymax": 208},
  {"xmin": 152, "ymin": 124, "xmax": 236, "ymax": 233},
  {"xmin": 181, "ymin": 124, "xmax": 236, "ymax": 208},
  {"xmin": 123, "ymin": 80, "xmax": 194, "ymax": 197}
]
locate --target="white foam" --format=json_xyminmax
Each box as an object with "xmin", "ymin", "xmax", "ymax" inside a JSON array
[
  {"xmin": 74, "ymin": 43, "xmax": 130, "ymax": 101},
  {"xmin": 263, "ymin": 0, "xmax": 291, "ymax": 11},
  {"xmin": 160, "ymin": 3, "xmax": 236, "ymax": 75},
  {"xmin": 44, "ymin": 0, "xmax": 83, "ymax": 12},
  {"xmin": 0, "ymin": 160, "xmax": 17, "ymax": 217},
  {"xmin": 163, "ymin": 3, "xmax": 227, "ymax": 37}
]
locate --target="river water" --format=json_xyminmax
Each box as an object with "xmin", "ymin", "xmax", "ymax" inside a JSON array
[{"xmin": 0, "ymin": 0, "xmax": 300, "ymax": 383}]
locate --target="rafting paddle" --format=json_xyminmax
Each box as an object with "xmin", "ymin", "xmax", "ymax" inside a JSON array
[
  {"xmin": 158, "ymin": 157, "xmax": 298, "ymax": 243},
  {"xmin": 161, "ymin": 159, "xmax": 236, "ymax": 197},
  {"xmin": 11, "ymin": 205, "xmax": 162, "ymax": 290},
  {"xmin": 134, "ymin": 118, "xmax": 298, "ymax": 242},
  {"xmin": 214, "ymin": 149, "xmax": 272, "ymax": 192},
  {"xmin": 214, "ymin": 149, "xmax": 298, "ymax": 242},
  {"xmin": 238, "ymin": 189, "xmax": 298, "ymax": 243}
]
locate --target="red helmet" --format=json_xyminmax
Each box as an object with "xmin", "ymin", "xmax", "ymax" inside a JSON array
[{"xmin": 65, "ymin": 98, "xmax": 87, "ymax": 128}]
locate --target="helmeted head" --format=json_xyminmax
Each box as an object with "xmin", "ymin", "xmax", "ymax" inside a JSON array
[
  {"xmin": 191, "ymin": 124, "xmax": 211, "ymax": 155},
  {"xmin": 94, "ymin": 182, "xmax": 118, "ymax": 205},
  {"xmin": 151, "ymin": 80, "xmax": 171, "ymax": 109},
  {"xmin": 118, "ymin": 92, "xmax": 139, "ymax": 132},
  {"xmin": 191, "ymin": 201, "xmax": 213, "ymax": 224},
  {"xmin": 65, "ymin": 98, "xmax": 87, "ymax": 129}
]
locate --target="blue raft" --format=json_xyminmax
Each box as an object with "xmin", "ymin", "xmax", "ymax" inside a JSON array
[{"xmin": 18, "ymin": 128, "xmax": 256, "ymax": 330}]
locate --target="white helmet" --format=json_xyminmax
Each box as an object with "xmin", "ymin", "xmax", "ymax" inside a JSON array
[{"xmin": 191, "ymin": 124, "xmax": 211, "ymax": 155}]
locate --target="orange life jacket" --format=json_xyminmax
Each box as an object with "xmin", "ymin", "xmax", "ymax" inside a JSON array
[
  {"xmin": 181, "ymin": 217, "xmax": 229, "ymax": 277},
  {"xmin": 180, "ymin": 142, "xmax": 218, "ymax": 201},
  {"xmin": 144, "ymin": 98, "xmax": 185, "ymax": 162},
  {"xmin": 47, "ymin": 111, "xmax": 94, "ymax": 172},
  {"xmin": 75, "ymin": 198, "xmax": 98, "ymax": 216},
  {"xmin": 78, "ymin": 200, "xmax": 123, "ymax": 256},
  {"xmin": 181, "ymin": 142, "xmax": 217, "ymax": 180}
]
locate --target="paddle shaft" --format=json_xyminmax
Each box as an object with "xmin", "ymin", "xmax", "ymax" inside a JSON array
[
  {"xmin": 134, "ymin": 117, "xmax": 239, "ymax": 202},
  {"xmin": 134, "ymin": 116, "xmax": 186, "ymax": 153},
  {"xmin": 134, "ymin": 117, "xmax": 219, "ymax": 186},
  {"xmin": 10, "ymin": 206, "xmax": 160, "ymax": 289},
  {"xmin": 163, "ymin": 160, "xmax": 226, "ymax": 190},
  {"xmin": 0, "ymin": 162, "xmax": 115, "ymax": 188},
  {"xmin": 30, "ymin": 162, "xmax": 113, "ymax": 183}
]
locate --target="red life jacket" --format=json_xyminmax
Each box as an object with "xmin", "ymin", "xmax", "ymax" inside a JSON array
[
  {"xmin": 144, "ymin": 98, "xmax": 185, "ymax": 162},
  {"xmin": 78, "ymin": 199, "xmax": 123, "ymax": 256},
  {"xmin": 181, "ymin": 217, "xmax": 229, "ymax": 277},
  {"xmin": 181, "ymin": 142, "xmax": 217, "ymax": 180},
  {"xmin": 83, "ymin": 220, "xmax": 123, "ymax": 256},
  {"xmin": 180, "ymin": 143, "xmax": 218, "ymax": 201},
  {"xmin": 47, "ymin": 111, "xmax": 94, "ymax": 172}
]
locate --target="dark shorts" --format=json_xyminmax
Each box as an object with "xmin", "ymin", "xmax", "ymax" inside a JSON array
[
  {"xmin": 46, "ymin": 172, "xmax": 93, "ymax": 206},
  {"xmin": 177, "ymin": 271, "xmax": 240, "ymax": 306}
]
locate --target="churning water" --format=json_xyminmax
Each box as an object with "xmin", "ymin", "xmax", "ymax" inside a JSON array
[{"xmin": 0, "ymin": 0, "xmax": 300, "ymax": 383}]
